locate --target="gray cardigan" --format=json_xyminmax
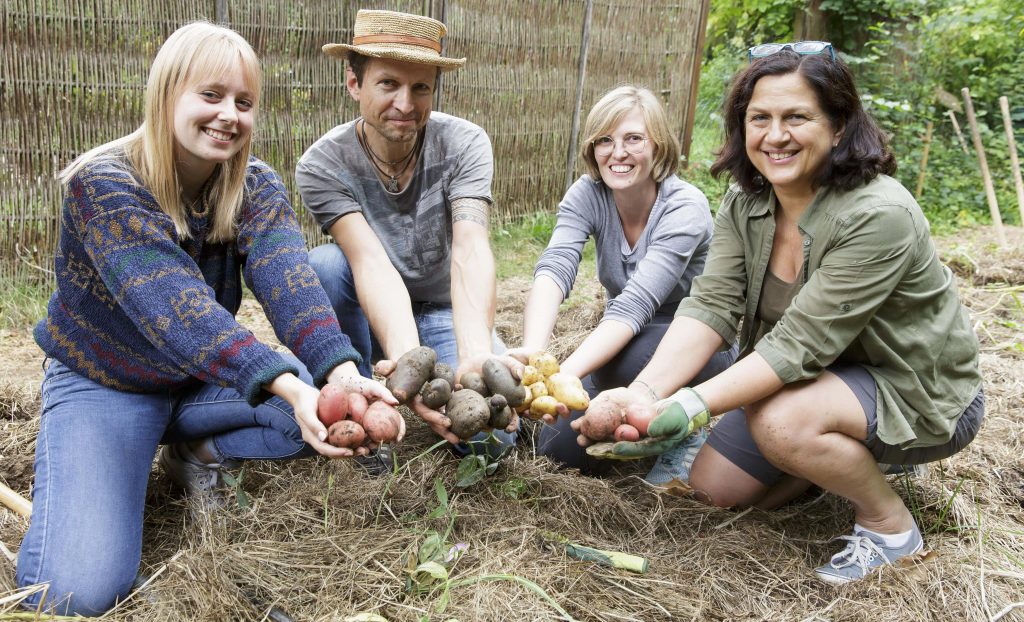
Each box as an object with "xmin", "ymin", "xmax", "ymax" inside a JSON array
[{"xmin": 535, "ymin": 174, "xmax": 713, "ymax": 334}]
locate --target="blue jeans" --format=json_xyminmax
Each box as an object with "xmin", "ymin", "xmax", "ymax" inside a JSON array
[
  {"xmin": 308, "ymin": 242, "xmax": 515, "ymax": 452},
  {"xmin": 17, "ymin": 356, "xmax": 315, "ymax": 616}
]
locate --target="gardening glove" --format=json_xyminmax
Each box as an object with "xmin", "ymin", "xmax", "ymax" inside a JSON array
[{"xmin": 587, "ymin": 388, "xmax": 711, "ymax": 460}]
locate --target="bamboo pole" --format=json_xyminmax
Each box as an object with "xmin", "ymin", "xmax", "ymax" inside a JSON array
[
  {"xmin": 565, "ymin": 0, "xmax": 594, "ymax": 191},
  {"xmin": 962, "ymin": 87, "xmax": 1006, "ymax": 247},
  {"xmin": 948, "ymin": 110, "xmax": 970, "ymax": 155},
  {"xmin": 999, "ymin": 96, "xmax": 1024, "ymax": 224},
  {"xmin": 915, "ymin": 120, "xmax": 934, "ymax": 198},
  {"xmin": 0, "ymin": 481, "xmax": 31, "ymax": 519}
]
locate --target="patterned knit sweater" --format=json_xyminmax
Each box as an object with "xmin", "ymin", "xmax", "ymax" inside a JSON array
[{"xmin": 34, "ymin": 151, "xmax": 360, "ymax": 405}]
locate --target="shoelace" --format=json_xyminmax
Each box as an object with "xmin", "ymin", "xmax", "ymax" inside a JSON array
[{"xmin": 828, "ymin": 535, "xmax": 889, "ymax": 572}]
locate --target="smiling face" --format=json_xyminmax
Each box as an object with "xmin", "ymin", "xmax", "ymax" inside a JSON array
[
  {"xmin": 172, "ymin": 66, "xmax": 255, "ymax": 183},
  {"xmin": 744, "ymin": 72, "xmax": 843, "ymax": 200},
  {"xmin": 595, "ymin": 107, "xmax": 657, "ymax": 197},
  {"xmin": 348, "ymin": 57, "xmax": 436, "ymax": 146}
]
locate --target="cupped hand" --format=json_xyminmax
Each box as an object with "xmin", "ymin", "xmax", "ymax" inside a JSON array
[
  {"xmin": 409, "ymin": 394, "xmax": 461, "ymax": 444},
  {"xmin": 454, "ymin": 353, "xmax": 525, "ymax": 386},
  {"xmin": 570, "ymin": 386, "xmax": 652, "ymax": 446},
  {"xmin": 294, "ymin": 383, "xmax": 370, "ymax": 458}
]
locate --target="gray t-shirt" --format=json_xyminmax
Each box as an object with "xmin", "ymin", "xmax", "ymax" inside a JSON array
[
  {"xmin": 296, "ymin": 112, "xmax": 493, "ymax": 304},
  {"xmin": 534, "ymin": 174, "xmax": 713, "ymax": 334}
]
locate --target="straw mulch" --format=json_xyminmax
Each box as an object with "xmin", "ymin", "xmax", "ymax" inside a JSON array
[{"xmin": 1, "ymin": 226, "xmax": 1022, "ymax": 621}]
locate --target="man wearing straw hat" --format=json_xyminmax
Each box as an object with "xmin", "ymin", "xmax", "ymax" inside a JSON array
[{"xmin": 297, "ymin": 9, "xmax": 518, "ymax": 462}]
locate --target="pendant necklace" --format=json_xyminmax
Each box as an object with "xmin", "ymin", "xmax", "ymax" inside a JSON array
[{"xmin": 360, "ymin": 119, "xmax": 420, "ymax": 193}]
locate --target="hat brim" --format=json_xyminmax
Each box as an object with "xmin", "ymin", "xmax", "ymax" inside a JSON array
[{"xmin": 323, "ymin": 43, "xmax": 465, "ymax": 71}]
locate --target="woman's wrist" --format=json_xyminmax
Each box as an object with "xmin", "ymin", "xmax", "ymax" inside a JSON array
[
  {"xmin": 326, "ymin": 360, "xmax": 361, "ymax": 385},
  {"xmin": 628, "ymin": 378, "xmax": 659, "ymax": 402}
]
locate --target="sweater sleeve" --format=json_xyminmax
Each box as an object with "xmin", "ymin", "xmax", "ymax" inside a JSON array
[
  {"xmin": 603, "ymin": 181, "xmax": 713, "ymax": 333},
  {"xmin": 237, "ymin": 161, "xmax": 362, "ymax": 387},
  {"xmin": 532, "ymin": 177, "xmax": 596, "ymax": 297},
  {"xmin": 72, "ymin": 162, "xmax": 296, "ymax": 404}
]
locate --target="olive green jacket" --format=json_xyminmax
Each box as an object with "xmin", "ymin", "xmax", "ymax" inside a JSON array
[{"xmin": 677, "ymin": 175, "xmax": 981, "ymax": 448}]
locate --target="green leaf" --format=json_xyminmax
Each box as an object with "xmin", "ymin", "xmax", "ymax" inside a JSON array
[
  {"xmin": 415, "ymin": 560, "xmax": 450, "ymax": 580},
  {"xmin": 418, "ymin": 532, "xmax": 445, "ymax": 563},
  {"xmin": 455, "ymin": 455, "xmax": 486, "ymax": 488},
  {"xmin": 434, "ymin": 477, "xmax": 449, "ymax": 509}
]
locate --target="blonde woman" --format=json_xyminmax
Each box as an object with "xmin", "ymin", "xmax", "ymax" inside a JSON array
[
  {"xmin": 510, "ymin": 85, "xmax": 736, "ymax": 477},
  {"xmin": 16, "ymin": 23, "xmax": 394, "ymax": 615}
]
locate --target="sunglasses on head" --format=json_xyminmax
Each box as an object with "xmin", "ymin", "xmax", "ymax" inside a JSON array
[{"xmin": 747, "ymin": 41, "xmax": 835, "ymax": 61}]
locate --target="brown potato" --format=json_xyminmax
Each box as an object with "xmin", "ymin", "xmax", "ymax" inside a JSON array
[
  {"xmin": 432, "ymin": 362, "xmax": 456, "ymax": 386},
  {"xmin": 362, "ymin": 401, "xmax": 404, "ymax": 443},
  {"xmin": 445, "ymin": 389, "xmax": 491, "ymax": 439},
  {"xmin": 386, "ymin": 346, "xmax": 437, "ymax": 404},
  {"xmin": 482, "ymin": 358, "xmax": 527, "ymax": 407},
  {"xmin": 327, "ymin": 420, "xmax": 366, "ymax": 449},
  {"xmin": 457, "ymin": 371, "xmax": 489, "ymax": 395},
  {"xmin": 419, "ymin": 378, "xmax": 453, "ymax": 410},
  {"xmin": 487, "ymin": 394, "xmax": 513, "ymax": 430}
]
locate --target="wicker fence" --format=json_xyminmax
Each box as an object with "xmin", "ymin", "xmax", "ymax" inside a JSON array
[{"xmin": 1, "ymin": 0, "xmax": 709, "ymax": 287}]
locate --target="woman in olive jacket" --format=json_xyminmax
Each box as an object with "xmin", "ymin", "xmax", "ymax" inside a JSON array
[{"xmin": 578, "ymin": 43, "xmax": 983, "ymax": 584}]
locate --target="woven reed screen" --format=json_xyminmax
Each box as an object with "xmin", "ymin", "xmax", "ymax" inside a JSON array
[{"xmin": 1, "ymin": 0, "xmax": 708, "ymax": 287}]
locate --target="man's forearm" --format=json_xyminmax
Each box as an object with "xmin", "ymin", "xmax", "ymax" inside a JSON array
[
  {"xmin": 450, "ymin": 198, "xmax": 496, "ymax": 360},
  {"xmin": 351, "ymin": 255, "xmax": 420, "ymax": 360}
]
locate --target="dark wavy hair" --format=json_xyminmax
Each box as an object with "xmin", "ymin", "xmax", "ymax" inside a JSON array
[{"xmin": 710, "ymin": 50, "xmax": 896, "ymax": 193}]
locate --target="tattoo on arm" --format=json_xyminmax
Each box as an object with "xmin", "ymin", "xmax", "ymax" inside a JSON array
[{"xmin": 451, "ymin": 198, "xmax": 490, "ymax": 227}]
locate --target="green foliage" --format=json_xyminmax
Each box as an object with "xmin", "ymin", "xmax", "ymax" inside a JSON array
[{"xmin": 696, "ymin": 0, "xmax": 1024, "ymax": 229}]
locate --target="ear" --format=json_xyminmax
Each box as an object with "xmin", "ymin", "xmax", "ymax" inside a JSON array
[
  {"xmin": 345, "ymin": 67, "xmax": 360, "ymax": 101},
  {"xmin": 832, "ymin": 123, "xmax": 845, "ymax": 147}
]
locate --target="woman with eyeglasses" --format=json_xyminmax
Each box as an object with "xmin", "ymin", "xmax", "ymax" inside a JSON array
[
  {"xmin": 578, "ymin": 44, "xmax": 983, "ymax": 583},
  {"xmin": 508, "ymin": 85, "xmax": 736, "ymax": 477}
]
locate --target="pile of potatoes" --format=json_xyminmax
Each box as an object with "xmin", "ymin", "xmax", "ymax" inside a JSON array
[
  {"xmin": 318, "ymin": 385, "xmax": 404, "ymax": 449},
  {"xmin": 515, "ymin": 351, "xmax": 590, "ymax": 421}
]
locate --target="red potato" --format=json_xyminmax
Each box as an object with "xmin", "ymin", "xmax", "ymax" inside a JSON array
[
  {"xmin": 317, "ymin": 384, "xmax": 349, "ymax": 427},
  {"xmin": 347, "ymin": 393, "xmax": 369, "ymax": 426},
  {"xmin": 327, "ymin": 420, "xmax": 366, "ymax": 448},
  {"xmin": 614, "ymin": 423, "xmax": 641, "ymax": 442},
  {"xmin": 579, "ymin": 399, "xmax": 625, "ymax": 441},
  {"xmin": 624, "ymin": 403, "xmax": 656, "ymax": 437},
  {"xmin": 362, "ymin": 401, "xmax": 404, "ymax": 444}
]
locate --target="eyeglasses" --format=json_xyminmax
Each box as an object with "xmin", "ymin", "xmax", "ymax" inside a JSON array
[
  {"xmin": 748, "ymin": 41, "xmax": 835, "ymax": 61},
  {"xmin": 593, "ymin": 133, "xmax": 648, "ymax": 156}
]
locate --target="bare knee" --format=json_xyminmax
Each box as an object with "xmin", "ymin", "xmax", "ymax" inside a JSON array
[{"xmin": 688, "ymin": 446, "xmax": 768, "ymax": 509}]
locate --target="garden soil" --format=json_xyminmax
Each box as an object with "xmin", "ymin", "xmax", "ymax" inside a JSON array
[{"xmin": 1, "ymin": 226, "xmax": 1022, "ymax": 621}]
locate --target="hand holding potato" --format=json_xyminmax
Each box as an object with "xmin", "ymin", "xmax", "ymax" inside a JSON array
[{"xmin": 571, "ymin": 386, "xmax": 654, "ymax": 447}]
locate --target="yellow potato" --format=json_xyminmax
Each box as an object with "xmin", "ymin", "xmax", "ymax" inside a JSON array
[
  {"xmin": 528, "ymin": 395, "xmax": 559, "ymax": 420},
  {"xmin": 521, "ymin": 365, "xmax": 544, "ymax": 386},
  {"xmin": 514, "ymin": 385, "xmax": 533, "ymax": 414},
  {"xmin": 528, "ymin": 351, "xmax": 560, "ymax": 378},
  {"xmin": 546, "ymin": 373, "xmax": 590, "ymax": 411},
  {"xmin": 527, "ymin": 381, "xmax": 548, "ymax": 400}
]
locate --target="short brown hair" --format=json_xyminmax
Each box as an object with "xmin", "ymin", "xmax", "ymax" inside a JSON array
[
  {"xmin": 579, "ymin": 85, "xmax": 680, "ymax": 183},
  {"xmin": 710, "ymin": 50, "xmax": 896, "ymax": 193}
]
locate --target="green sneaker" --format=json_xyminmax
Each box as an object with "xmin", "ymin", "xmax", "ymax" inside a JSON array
[{"xmin": 814, "ymin": 522, "xmax": 923, "ymax": 584}]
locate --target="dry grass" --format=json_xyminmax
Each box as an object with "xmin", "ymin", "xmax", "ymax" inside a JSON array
[{"xmin": 0, "ymin": 227, "xmax": 1022, "ymax": 621}]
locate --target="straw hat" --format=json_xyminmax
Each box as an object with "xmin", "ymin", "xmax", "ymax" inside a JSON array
[{"xmin": 323, "ymin": 9, "xmax": 465, "ymax": 71}]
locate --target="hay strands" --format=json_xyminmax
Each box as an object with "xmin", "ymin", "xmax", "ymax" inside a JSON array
[{"xmin": 539, "ymin": 530, "xmax": 649, "ymax": 574}]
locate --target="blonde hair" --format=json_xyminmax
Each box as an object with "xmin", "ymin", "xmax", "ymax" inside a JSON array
[
  {"xmin": 579, "ymin": 85, "xmax": 680, "ymax": 183},
  {"xmin": 60, "ymin": 22, "xmax": 262, "ymax": 242}
]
